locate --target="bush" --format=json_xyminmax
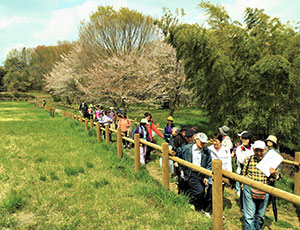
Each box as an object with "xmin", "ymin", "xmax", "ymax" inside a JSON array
[
  {"xmin": 1, "ymin": 191, "xmax": 24, "ymax": 213},
  {"xmin": 64, "ymin": 166, "xmax": 85, "ymax": 176}
]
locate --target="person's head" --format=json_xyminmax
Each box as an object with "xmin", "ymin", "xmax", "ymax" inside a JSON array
[
  {"xmin": 212, "ymin": 133, "xmax": 223, "ymax": 150},
  {"xmin": 253, "ymin": 140, "xmax": 267, "ymax": 160},
  {"xmin": 219, "ymin": 125, "xmax": 230, "ymax": 136},
  {"xmin": 167, "ymin": 116, "xmax": 173, "ymax": 125},
  {"xmin": 195, "ymin": 133, "xmax": 208, "ymax": 150},
  {"xmin": 241, "ymin": 132, "xmax": 253, "ymax": 147},
  {"xmin": 96, "ymin": 105, "xmax": 99, "ymax": 110},
  {"xmin": 122, "ymin": 112, "xmax": 127, "ymax": 118},
  {"xmin": 180, "ymin": 125, "xmax": 189, "ymax": 137},
  {"xmin": 100, "ymin": 106, "xmax": 103, "ymax": 110},
  {"xmin": 144, "ymin": 112, "xmax": 152, "ymax": 121},
  {"xmin": 105, "ymin": 110, "xmax": 110, "ymax": 116},
  {"xmin": 172, "ymin": 127, "xmax": 179, "ymax": 136},
  {"xmin": 265, "ymin": 135, "xmax": 278, "ymax": 149},
  {"xmin": 109, "ymin": 107, "xmax": 114, "ymax": 111},
  {"xmin": 238, "ymin": 131, "xmax": 248, "ymax": 141},
  {"xmin": 140, "ymin": 118, "xmax": 148, "ymax": 126},
  {"xmin": 185, "ymin": 129, "xmax": 195, "ymax": 143},
  {"xmin": 191, "ymin": 126, "xmax": 199, "ymax": 134}
]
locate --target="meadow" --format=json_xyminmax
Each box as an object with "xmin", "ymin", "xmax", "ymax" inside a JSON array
[{"xmin": 0, "ymin": 101, "xmax": 211, "ymax": 229}]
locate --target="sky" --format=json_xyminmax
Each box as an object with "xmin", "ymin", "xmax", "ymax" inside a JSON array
[{"xmin": 1, "ymin": 0, "xmax": 300, "ymax": 65}]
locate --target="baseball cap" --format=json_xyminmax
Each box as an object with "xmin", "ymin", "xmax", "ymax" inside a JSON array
[
  {"xmin": 253, "ymin": 140, "xmax": 266, "ymax": 150},
  {"xmin": 195, "ymin": 133, "xmax": 208, "ymax": 143}
]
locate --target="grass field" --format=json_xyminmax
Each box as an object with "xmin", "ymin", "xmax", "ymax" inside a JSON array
[{"xmin": 0, "ymin": 102, "xmax": 211, "ymax": 229}]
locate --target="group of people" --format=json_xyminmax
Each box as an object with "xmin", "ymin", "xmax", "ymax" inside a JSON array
[{"xmin": 79, "ymin": 101, "xmax": 281, "ymax": 230}]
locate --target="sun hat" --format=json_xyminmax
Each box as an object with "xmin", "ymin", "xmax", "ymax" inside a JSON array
[
  {"xmin": 167, "ymin": 116, "xmax": 174, "ymax": 121},
  {"xmin": 265, "ymin": 135, "xmax": 277, "ymax": 145},
  {"xmin": 195, "ymin": 133, "xmax": 208, "ymax": 143},
  {"xmin": 219, "ymin": 125, "xmax": 230, "ymax": 136},
  {"xmin": 238, "ymin": 131, "xmax": 248, "ymax": 137},
  {"xmin": 253, "ymin": 140, "xmax": 266, "ymax": 150},
  {"xmin": 140, "ymin": 118, "xmax": 149, "ymax": 125}
]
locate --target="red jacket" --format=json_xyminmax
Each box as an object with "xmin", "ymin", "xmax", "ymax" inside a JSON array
[{"xmin": 146, "ymin": 120, "xmax": 163, "ymax": 142}]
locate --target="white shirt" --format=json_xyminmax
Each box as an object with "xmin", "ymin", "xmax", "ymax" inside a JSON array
[
  {"xmin": 192, "ymin": 143, "xmax": 202, "ymax": 167},
  {"xmin": 236, "ymin": 145, "xmax": 254, "ymax": 165},
  {"xmin": 208, "ymin": 145, "xmax": 232, "ymax": 172}
]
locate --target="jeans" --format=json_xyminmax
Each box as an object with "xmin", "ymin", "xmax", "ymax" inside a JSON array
[{"xmin": 243, "ymin": 185, "xmax": 269, "ymax": 230}]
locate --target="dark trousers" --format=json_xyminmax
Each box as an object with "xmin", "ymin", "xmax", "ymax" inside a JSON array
[
  {"xmin": 122, "ymin": 131, "xmax": 129, "ymax": 145},
  {"xmin": 146, "ymin": 139, "xmax": 156, "ymax": 160},
  {"xmin": 188, "ymin": 172, "xmax": 206, "ymax": 211}
]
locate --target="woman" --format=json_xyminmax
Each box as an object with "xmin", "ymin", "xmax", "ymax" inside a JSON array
[
  {"xmin": 206, "ymin": 133, "xmax": 232, "ymax": 215},
  {"xmin": 163, "ymin": 116, "xmax": 175, "ymax": 143},
  {"xmin": 265, "ymin": 135, "xmax": 279, "ymax": 153},
  {"xmin": 133, "ymin": 118, "xmax": 149, "ymax": 164},
  {"xmin": 118, "ymin": 112, "xmax": 131, "ymax": 149}
]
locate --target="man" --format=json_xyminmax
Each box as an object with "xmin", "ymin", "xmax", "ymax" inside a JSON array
[
  {"xmin": 242, "ymin": 140, "xmax": 278, "ymax": 230},
  {"xmin": 180, "ymin": 132, "xmax": 212, "ymax": 211}
]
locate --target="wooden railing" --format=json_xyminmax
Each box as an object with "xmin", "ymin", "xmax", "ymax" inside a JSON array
[{"xmin": 38, "ymin": 103, "xmax": 300, "ymax": 230}]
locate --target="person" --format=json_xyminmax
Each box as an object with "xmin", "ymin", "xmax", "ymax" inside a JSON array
[
  {"xmin": 118, "ymin": 112, "xmax": 131, "ymax": 149},
  {"xmin": 242, "ymin": 140, "xmax": 279, "ymax": 230},
  {"xmin": 109, "ymin": 107, "xmax": 116, "ymax": 128},
  {"xmin": 206, "ymin": 133, "xmax": 232, "ymax": 216},
  {"xmin": 232, "ymin": 131, "xmax": 248, "ymax": 197},
  {"xmin": 80, "ymin": 102, "xmax": 89, "ymax": 120},
  {"xmin": 169, "ymin": 127, "xmax": 179, "ymax": 148},
  {"xmin": 265, "ymin": 135, "xmax": 279, "ymax": 153},
  {"xmin": 101, "ymin": 110, "xmax": 113, "ymax": 141},
  {"xmin": 42, "ymin": 99, "xmax": 46, "ymax": 108},
  {"xmin": 163, "ymin": 116, "xmax": 175, "ymax": 143},
  {"xmin": 144, "ymin": 112, "xmax": 164, "ymax": 162},
  {"xmin": 180, "ymin": 131, "xmax": 212, "ymax": 212},
  {"xmin": 236, "ymin": 132, "xmax": 254, "ymax": 200},
  {"xmin": 133, "ymin": 118, "xmax": 150, "ymax": 164},
  {"xmin": 219, "ymin": 125, "xmax": 233, "ymax": 150},
  {"xmin": 94, "ymin": 105, "xmax": 101, "ymax": 121},
  {"xmin": 88, "ymin": 104, "xmax": 94, "ymax": 120},
  {"xmin": 172, "ymin": 125, "xmax": 189, "ymax": 194}
]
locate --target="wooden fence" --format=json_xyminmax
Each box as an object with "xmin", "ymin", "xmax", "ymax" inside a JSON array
[{"xmin": 39, "ymin": 103, "xmax": 300, "ymax": 230}]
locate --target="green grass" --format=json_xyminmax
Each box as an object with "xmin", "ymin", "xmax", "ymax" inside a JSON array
[{"xmin": 0, "ymin": 101, "xmax": 211, "ymax": 229}]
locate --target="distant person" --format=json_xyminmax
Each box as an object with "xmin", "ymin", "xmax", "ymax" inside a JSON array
[
  {"xmin": 133, "ymin": 118, "xmax": 150, "ymax": 164},
  {"xmin": 94, "ymin": 105, "xmax": 101, "ymax": 121},
  {"xmin": 265, "ymin": 135, "xmax": 279, "ymax": 153},
  {"xmin": 118, "ymin": 112, "xmax": 131, "ymax": 149},
  {"xmin": 88, "ymin": 104, "xmax": 94, "ymax": 120},
  {"xmin": 101, "ymin": 110, "xmax": 113, "ymax": 141},
  {"xmin": 169, "ymin": 127, "xmax": 180, "ymax": 148},
  {"xmin": 80, "ymin": 102, "xmax": 89, "ymax": 120},
  {"xmin": 144, "ymin": 112, "xmax": 164, "ymax": 162},
  {"xmin": 242, "ymin": 141, "xmax": 279, "ymax": 230},
  {"xmin": 163, "ymin": 116, "xmax": 175, "ymax": 143},
  {"xmin": 42, "ymin": 100, "xmax": 46, "ymax": 108},
  {"xmin": 219, "ymin": 125, "xmax": 233, "ymax": 150}
]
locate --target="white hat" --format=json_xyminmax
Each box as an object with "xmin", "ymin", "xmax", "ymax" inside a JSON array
[
  {"xmin": 238, "ymin": 131, "xmax": 248, "ymax": 137},
  {"xmin": 140, "ymin": 118, "xmax": 149, "ymax": 125},
  {"xmin": 109, "ymin": 107, "xmax": 114, "ymax": 110},
  {"xmin": 195, "ymin": 133, "xmax": 208, "ymax": 143},
  {"xmin": 253, "ymin": 140, "xmax": 266, "ymax": 150},
  {"xmin": 219, "ymin": 125, "xmax": 230, "ymax": 136},
  {"xmin": 265, "ymin": 135, "xmax": 278, "ymax": 145}
]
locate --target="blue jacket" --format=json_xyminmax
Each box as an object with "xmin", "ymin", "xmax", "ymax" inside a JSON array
[{"xmin": 178, "ymin": 142, "xmax": 212, "ymax": 181}]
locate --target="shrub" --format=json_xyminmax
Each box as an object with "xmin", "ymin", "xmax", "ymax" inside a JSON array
[
  {"xmin": 1, "ymin": 191, "xmax": 24, "ymax": 213},
  {"xmin": 64, "ymin": 166, "xmax": 85, "ymax": 176}
]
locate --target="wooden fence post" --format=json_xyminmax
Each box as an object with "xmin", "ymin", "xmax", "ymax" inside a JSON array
[
  {"xmin": 90, "ymin": 119, "xmax": 94, "ymax": 130},
  {"xmin": 85, "ymin": 119, "xmax": 88, "ymax": 131},
  {"xmin": 117, "ymin": 128, "xmax": 122, "ymax": 158},
  {"xmin": 212, "ymin": 159, "xmax": 223, "ymax": 230},
  {"xmin": 80, "ymin": 116, "xmax": 83, "ymax": 125},
  {"xmin": 105, "ymin": 124, "xmax": 110, "ymax": 144},
  {"xmin": 162, "ymin": 143, "xmax": 170, "ymax": 190},
  {"xmin": 134, "ymin": 134, "xmax": 140, "ymax": 172},
  {"xmin": 96, "ymin": 122, "xmax": 101, "ymax": 143},
  {"xmin": 295, "ymin": 152, "xmax": 300, "ymax": 195}
]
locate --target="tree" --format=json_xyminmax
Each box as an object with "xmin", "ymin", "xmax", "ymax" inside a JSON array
[
  {"xmin": 45, "ymin": 45, "xmax": 85, "ymax": 104},
  {"xmin": 160, "ymin": 2, "xmax": 300, "ymax": 150},
  {"xmin": 78, "ymin": 6, "xmax": 158, "ymax": 68},
  {"xmin": 0, "ymin": 66, "xmax": 6, "ymax": 91}
]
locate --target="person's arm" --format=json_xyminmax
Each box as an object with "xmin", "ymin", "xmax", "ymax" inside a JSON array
[
  {"xmin": 151, "ymin": 123, "xmax": 164, "ymax": 138},
  {"xmin": 242, "ymin": 157, "xmax": 250, "ymax": 177}
]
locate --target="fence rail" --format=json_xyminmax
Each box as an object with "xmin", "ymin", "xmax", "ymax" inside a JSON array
[{"xmin": 37, "ymin": 102, "xmax": 300, "ymax": 230}]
